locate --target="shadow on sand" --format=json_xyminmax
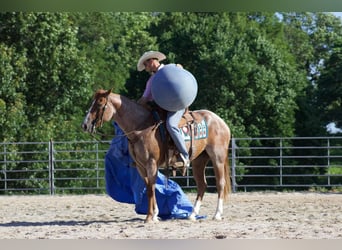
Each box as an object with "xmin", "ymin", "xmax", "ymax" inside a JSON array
[{"xmin": 0, "ymin": 217, "xmax": 144, "ymax": 227}]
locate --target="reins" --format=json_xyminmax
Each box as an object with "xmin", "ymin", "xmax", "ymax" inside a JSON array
[
  {"xmin": 89, "ymin": 119, "xmax": 164, "ymax": 143},
  {"xmin": 88, "ymin": 127, "xmax": 139, "ymax": 143}
]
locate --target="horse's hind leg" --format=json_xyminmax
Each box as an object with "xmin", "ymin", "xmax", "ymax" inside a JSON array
[
  {"xmin": 213, "ymin": 168, "xmax": 225, "ymax": 220},
  {"xmin": 211, "ymin": 150, "xmax": 229, "ymax": 220},
  {"xmin": 188, "ymin": 154, "xmax": 209, "ymax": 221}
]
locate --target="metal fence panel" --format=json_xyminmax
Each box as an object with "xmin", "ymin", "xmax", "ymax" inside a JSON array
[
  {"xmin": 1, "ymin": 137, "xmax": 341, "ymax": 194},
  {"xmin": 231, "ymin": 137, "xmax": 342, "ymax": 192}
]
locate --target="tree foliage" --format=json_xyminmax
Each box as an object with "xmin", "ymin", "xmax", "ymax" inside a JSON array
[
  {"xmin": 145, "ymin": 12, "xmax": 307, "ymax": 137},
  {"xmin": 2, "ymin": 11, "xmax": 341, "ymax": 142},
  {"xmin": 0, "ymin": 43, "xmax": 28, "ymax": 142},
  {"xmin": 316, "ymin": 38, "xmax": 342, "ymax": 128},
  {"xmin": 0, "ymin": 12, "xmax": 93, "ymax": 141}
]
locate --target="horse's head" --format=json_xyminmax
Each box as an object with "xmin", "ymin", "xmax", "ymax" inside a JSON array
[{"xmin": 82, "ymin": 89, "xmax": 114, "ymax": 133}]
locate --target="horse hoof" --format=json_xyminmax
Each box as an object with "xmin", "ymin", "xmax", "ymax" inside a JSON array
[
  {"xmin": 145, "ymin": 218, "xmax": 160, "ymax": 223},
  {"xmin": 188, "ymin": 213, "xmax": 197, "ymax": 221},
  {"xmin": 145, "ymin": 219, "xmax": 159, "ymax": 223},
  {"xmin": 213, "ymin": 215, "xmax": 222, "ymax": 221}
]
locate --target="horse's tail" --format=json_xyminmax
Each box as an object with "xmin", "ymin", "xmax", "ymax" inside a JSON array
[
  {"xmin": 223, "ymin": 128, "xmax": 232, "ymax": 201},
  {"xmin": 223, "ymin": 153, "xmax": 232, "ymax": 201}
]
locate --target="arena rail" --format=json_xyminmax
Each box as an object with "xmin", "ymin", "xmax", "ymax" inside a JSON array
[{"xmin": 0, "ymin": 137, "xmax": 341, "ymax": 194}]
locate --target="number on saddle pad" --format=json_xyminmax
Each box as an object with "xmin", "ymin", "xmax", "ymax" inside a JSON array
[{"xmin": 180, "ymin": 120, "xmax": 208, "ymax": 141}]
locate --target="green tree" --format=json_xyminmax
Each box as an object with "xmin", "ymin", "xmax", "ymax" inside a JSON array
[
  {"xmin": 0, "ymin": 13, "xmax": 106, "ymax": 192},
  {"xmin": 0, "ymin": 43, "xmax": 28, "ymax": 142},
  {"xmin": 281, "ymin": 12, "xmax": 342, "ymax": 136},
  {"xmin": 0, "ymin": 12, "xmax": 93, "ymax": 141},
  {"xmin": 148, "ymin": 12, "xmax": 306, "ymax": 138},
  {"xmin": 72, "ymin": 12, "xmax": 158, "ymax": 93},
  {"xmin": 316, "ymin": 38, "xmax": 342, "ymax": 130},
  {"xmin": 71, "ymin": 12, "xmax": 160, "ymax": 137}
]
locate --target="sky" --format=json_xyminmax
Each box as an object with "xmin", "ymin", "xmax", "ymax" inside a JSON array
[
  {"xmin": 331, "ymin": 12, "xmax": 342, "ymax": 19},
  {"xmin": 326, "ymin": 123, "xmax": 342, "ymax": 134}
]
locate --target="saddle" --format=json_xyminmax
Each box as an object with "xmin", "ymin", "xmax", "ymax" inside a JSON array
[
  {"xmin": 150, "ymin": 105, "xmax": 204, "ymax": 176},
  {"xmin": 178, "ymin": 108, "xmax": 203, "ymax": 127}
]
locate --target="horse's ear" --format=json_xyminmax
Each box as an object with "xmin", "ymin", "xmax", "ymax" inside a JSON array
[{"xmin": 106, "ymin": 88, "xmax": 112, "ymax": 95}]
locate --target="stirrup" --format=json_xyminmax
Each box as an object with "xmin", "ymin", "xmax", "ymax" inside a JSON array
[{"xmin": 172, "ymin": 153, "xmax": 189, "ymax": 167}]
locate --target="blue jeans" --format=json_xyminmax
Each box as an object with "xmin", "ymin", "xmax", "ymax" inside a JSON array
[{"xmin": 166, "ymin": 109, "xmax": 189, "ymax": 160}]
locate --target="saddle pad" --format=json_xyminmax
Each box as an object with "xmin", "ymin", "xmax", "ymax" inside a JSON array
[{"xmin": 180, "ymin": 119, "xmax": 208, "ymax": 141}]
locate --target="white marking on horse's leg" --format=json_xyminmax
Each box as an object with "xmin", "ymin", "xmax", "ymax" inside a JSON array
[
  {"xmin": 189, "ymin": 199, "xmax": 202, "ymax": 220},
  {"xmin": 213, "ymin": 198, "xmax": 224, "ymax": 220},
  {"xmin": 152, "ymin": 205, "xmax": 159, "ymax": 222}
]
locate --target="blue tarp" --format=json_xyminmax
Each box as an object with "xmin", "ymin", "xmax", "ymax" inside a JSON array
[{"xmin": 104, "ymin": 122, "xmax": 193, "ymax": 220}]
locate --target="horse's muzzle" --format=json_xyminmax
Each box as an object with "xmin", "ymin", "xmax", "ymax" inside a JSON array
[
  {"xmin": 81, "ymin": 122, "xmax": 95, "ymax": 133},
  {"xmin": 81, "ymin": 123, "xmax": 88, "ymax": 131}
]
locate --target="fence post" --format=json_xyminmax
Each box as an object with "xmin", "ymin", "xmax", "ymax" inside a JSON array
[
  {"xmin": 49, "ymin": 139, "xmax": 55, "ymax": 195},
  {"xmin": 231, "ymin": 137, "xmax": 237, "ymax": 193},
  {"xmin": 3, "ymin": 144, "xmax": 7, "ymax": 192},
  {"xmin": 279, "ymin": 138, "xmax": 283, "ymax": 187},
  {"xmin": 96, "ymin": 142, "xmax": 100, "ymax": 189},
  {"xmin": 327, "ymin": 138, "xmax": 331, "ymax": 186}
]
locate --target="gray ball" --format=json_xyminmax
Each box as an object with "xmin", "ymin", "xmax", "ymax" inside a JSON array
[{"xmin": 151, "ymin": 64, "xmax": 198, "ymax": 111}]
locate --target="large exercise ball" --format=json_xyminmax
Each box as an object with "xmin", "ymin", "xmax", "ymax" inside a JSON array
[{"xmin": 151, "ymin": 64, "xmax": 198, "ymax": 111}]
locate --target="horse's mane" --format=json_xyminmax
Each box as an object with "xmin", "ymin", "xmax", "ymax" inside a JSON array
[
  {"xmin": 95, "ymin": 89, "xmax": 154, "ymax": 128},
  {"xmin": 115, "ymin": 93, "xmax": 150, "ymax": 118},
  {"xmin": 94, "ymin": 89, "xmax": 147, "ymax": 115}
]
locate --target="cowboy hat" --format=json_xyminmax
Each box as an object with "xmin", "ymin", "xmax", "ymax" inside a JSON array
[{"xmin": 137, "ymin": 51, "xmax": 166, "ymax": 71}]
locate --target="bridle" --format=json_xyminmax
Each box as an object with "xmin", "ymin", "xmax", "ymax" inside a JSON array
[{"xmin": 90, "ymin": 95, "xmax": 108, "ymax": 133}]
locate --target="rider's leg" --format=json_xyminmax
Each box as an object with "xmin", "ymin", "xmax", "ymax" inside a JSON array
[{"xmin": 166, "ymin": 109, "xmax": 190, "ymax": 167}]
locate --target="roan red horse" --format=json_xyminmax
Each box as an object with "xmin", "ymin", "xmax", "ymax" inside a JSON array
[{"xmin": 82, "ymin": 89, "xmax": 231, "ymax": 223}]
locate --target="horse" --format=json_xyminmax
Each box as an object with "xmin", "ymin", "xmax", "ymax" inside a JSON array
[{"xmin": 82, "ymin": 89, "xmax": 231, "ymax": 223}]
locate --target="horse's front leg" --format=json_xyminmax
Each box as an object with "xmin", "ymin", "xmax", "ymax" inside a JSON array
[
  {"xmin": 134, "ymin": 158, "xmax": 159, "ymax": 223},
  {"xmin": 144, "ymin": 179, "xmax": 159, "ymax": 223},
  {"xmin": 142, "ymin": 158, "xmax": 159, "ymax": 223}
]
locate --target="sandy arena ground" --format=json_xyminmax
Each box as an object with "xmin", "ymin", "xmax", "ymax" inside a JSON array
[{"xmin": 0, "ymin": 192, "xmax": 341, "ymax": 239}]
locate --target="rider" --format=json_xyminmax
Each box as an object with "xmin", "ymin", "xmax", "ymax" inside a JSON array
[{"xmin": 137, "ymin": 50, "xmax": 190, "ymax": 169}]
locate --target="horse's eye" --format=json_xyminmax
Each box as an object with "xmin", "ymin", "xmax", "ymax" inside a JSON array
[{"xmin": 97, "ymin": 99, "xmax": 104, "ymax": 107}]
